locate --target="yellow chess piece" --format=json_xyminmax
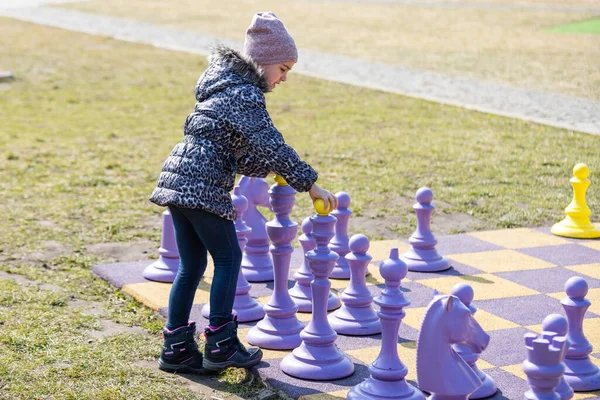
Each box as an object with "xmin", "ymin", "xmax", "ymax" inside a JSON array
[
  {"xmin": 313, "ymin": 199, "xmax": 330, "ymax": 216},
  {"xmin": 551, "ymin": 163, "xmax": 600, "ymax": 239},
  {"xmin": 274, "ymin": 174, "xmax": 288, "ymax": 186}
]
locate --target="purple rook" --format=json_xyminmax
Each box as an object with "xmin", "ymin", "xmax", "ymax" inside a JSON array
[
  {"xmin": 561, "ymin": 277, "xmax": 600, "ymax": 391},
  {"xmin": 523, "ymin": 331, "xmax": 568, "ymax": 400},
  {"xmin": 239, "ymin": 176, "xmax": 274, "ymax": 282},
  {"xmin": 541, "ymin": 314, "xmax": 574, "ymax": 400},
  {"xmin": 246, "ymin": 176, "xmax": 303, "ymax": 349},
  {"xmin": 330, "ymin": 192, "xmax": 352, "ymax": 279},
  {"xmin": 289, "ymin": 217, "xmax": 341, "ymax": 312},
  {"xmin": 201, "ymin": 186, "xmax": 264, "ymax": 323},
  {"xmin": 280, "ymin": 200, "xmax": 354, "ymax": 380},
  {"xmin": 329, "ymin": 234, "xmax": 380, "ymax": 336},
  {"xmin": 401, "ymin": 187, "xmax": 450, "ymax": 272},
  {"xmin": 451, "ymin": 283, "xmax": 497, "ymax": 399},
  {"xmin": 347, "ymin": 248, "xmax": 424, "ymax": 399},
  {"xmin": 143, "ymin": 209, "xmax": 180, "ymax": 282}
]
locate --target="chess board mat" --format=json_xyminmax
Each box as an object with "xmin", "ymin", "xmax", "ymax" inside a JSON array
[{"xmin": 93, "ymin": 226, "xmax": 600, "ymax": 399}]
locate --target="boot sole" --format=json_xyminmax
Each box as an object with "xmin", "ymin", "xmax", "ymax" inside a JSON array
[
  {"xmin": 158, "ymin": 358, "xmax": 208, "ymax": 375},
  {"xmin": 203, "ymin": 354, "xmax": 263, "ymax": 371}
]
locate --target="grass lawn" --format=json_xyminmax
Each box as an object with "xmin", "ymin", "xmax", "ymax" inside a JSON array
[
  {"xmin": 1, "ymin": 15, "xmax": 599, "ymax": 399},
  {"xmin": 59, "ymin": 0, "xmax": 600, "ymax": 101}
]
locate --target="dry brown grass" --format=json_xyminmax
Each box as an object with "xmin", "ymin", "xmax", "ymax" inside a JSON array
[{"xmin": 59, "ymin": 0, "xmax": 600, "ymax": 101}]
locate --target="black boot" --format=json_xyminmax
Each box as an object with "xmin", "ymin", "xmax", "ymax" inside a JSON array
[
  {"xmin": 159, "ymin": 322, "xmax": 206, "ymax": 374},
  {"xmin": 203, "ymin": 316, "xmax": 263, "ymax": 370}
]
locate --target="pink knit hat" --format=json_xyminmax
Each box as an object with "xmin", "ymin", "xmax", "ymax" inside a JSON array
[{"xmin": 243, "ymin": 12, "xmax": 298, "ymax": 65}]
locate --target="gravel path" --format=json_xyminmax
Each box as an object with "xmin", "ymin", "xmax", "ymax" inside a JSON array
[{"xmin": 2, "ymin": 1, "xmax": 599, "ymax": 135}]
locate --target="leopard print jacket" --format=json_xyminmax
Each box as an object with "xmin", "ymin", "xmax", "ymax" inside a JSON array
[{"xmin": 149, "ymin": 45, "xmax": 318, "ymax": 220}]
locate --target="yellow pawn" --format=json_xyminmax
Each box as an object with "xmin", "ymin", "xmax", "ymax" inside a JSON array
[
  {"xmin": 274, "ymin": 174, "xmax": 288, "ymax": 186},
  {"xmin": 551, "ymin": 163, "xmax": 600, "ymax": 239},
  {"xmin": 313, "ymin": 199, "xmax": 330, "ymax": 216}
]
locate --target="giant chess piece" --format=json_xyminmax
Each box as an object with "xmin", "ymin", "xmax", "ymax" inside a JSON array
[
  {"xmin": 201, "ymin": 186, "xmax": 264, "ymax": 323},
  {"xmin": 523, "ymin": 330, "xmax": 568, "ymax": 400},
  {"xmin": 451, "ymin": 283, "xmax": 497, "ymax": 399},
  {"xmin": 280, "ymin": 199, "xmax": 354, "ymax": 380},
  {"xmin": 561, "ymin": 276, "xmax": 600, "ymax": 391},
  {"xmin": 330, "ymin": 192, "xmax": 352, "ymax": 279},
  {"xmin": 289, "ymin": 217, "xmax": 341, "ymax": 312},
  {"xmin": 238, "ymin": 176, "xmax": 274, "ymax": 281},
  {"xmin": 329, "ymin": 234, "xmax": 381, "ymax": 336},
  {"xmin": 143, "ymin": 209, "xmax": 180, "ymax": 282},
  {"xmin": 347, "ymin": 248, "xmax": 424, "ymax": 400},
  {"xmin": 416, "ymin": 294, "xmax": 490, "ymax": 399},
  {"xmin": 401, "ymin": 187, "xmax": 450, "ymax": 272},
  {"xmin": 551, "ymin": 163, "xmax": 600, "ymax": 239},
  {"xmin": 246, "ymin": 175, "xmax": 304, "ymax": 349},
  {"xmin": 541, "ymin": 314, "xmax": 574, "ymax": 400}
]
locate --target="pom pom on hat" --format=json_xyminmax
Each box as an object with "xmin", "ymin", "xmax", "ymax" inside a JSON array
[{"xmin": 243, "ymin": 12, "xmax": 298, "ymax": 65}]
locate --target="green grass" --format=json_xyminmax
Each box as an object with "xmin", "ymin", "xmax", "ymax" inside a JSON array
[
  {"xmin": 552, "ymin": 18, "xmax": 600, "ymax": 34},
  {"xmin": 1, "ymin": 16, "xmax": 599, "ymax": 399}
]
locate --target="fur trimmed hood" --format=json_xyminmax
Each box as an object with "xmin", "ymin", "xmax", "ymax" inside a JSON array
[{"xmin": 195, "ymin": 44, "xmax": 270, "ymax": 102}]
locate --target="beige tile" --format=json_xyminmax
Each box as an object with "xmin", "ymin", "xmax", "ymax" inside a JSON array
[
  {"xmin": 499, "ymin": 363, "xmax": 526, "ymax": 381},
  {"xmin": 548, "ymin": 288, "xmax": 600, "ymax": 315},
  {"xmin": 581, "ymin": 240, "xmax": 600, "ymax": 252},
  {"xmin": 468, "ymin": 228, "xmax": 570, "ymax": 249},
  {"xmin": 122, "ymin": 281, "xmax": 209, "ymax": 310},
  {"xmin": 403, "ymin": 306, "xmax": 518, "ymax": 333},
  {"xmin": 566, "ymin": 264, "xmax": 600, "ymax": 280},
  {"xmin": 366, "ymin": 262, "xmax": 411, "ymax": 286},
  {"xmin": 299, "ymin": 390, "xmax": 349, "ymax": 400},
  {"xmin": 525, "ymin": 318, "xmax": 600, "ymax": 353},
  {"xmin": 368, "ymin": 240, "xmax": 411, "ymax": 261},
  {"xmin": 448, "ymin": 249, "xmax": 556, "ymax": 273},
  {"xmin": 418, "ymin": 274, "xmax": 539, "ymax": 300}
]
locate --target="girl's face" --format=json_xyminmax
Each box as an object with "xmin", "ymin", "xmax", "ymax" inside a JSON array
[{"xmin": 261, "ymin": 62, "xmax": 295, "ymax": 90}]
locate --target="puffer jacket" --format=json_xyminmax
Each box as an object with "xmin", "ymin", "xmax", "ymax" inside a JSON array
[{"xmin": 149, "ymin": 45, "xmax": 318, "ymax": 220}]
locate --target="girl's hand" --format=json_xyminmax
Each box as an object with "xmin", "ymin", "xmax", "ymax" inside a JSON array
[{"xmin": 308, "ymin": 183, "xmax": 338, "ymax": 211}]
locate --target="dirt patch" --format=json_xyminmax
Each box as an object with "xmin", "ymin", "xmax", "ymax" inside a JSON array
[
  {"xmin": 20, "ymin": 240, "xmax": 74, "ymax": 263},
  {"xmin": 133, "ymin": 360, "xmax": 245, "ymax": 399},
  {"xmin": 0, "ymin": 269, "xmax": 63, "ymax": 292},
  {"xmin": 430, "ymin": 211, "xmax": 493, "ymax": 235},
  {"xmin": 85, "ymin": 240, "xmax": 157, "ymax": 263},
  {"xmin": 87, "ymin": 319, "xmax": 150, "ymax": 341}
]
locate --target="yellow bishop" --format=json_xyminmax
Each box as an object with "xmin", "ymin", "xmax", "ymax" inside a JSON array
[{"xmin": 551, "ymin": 163, "xmax": 600, "ymax": 239}]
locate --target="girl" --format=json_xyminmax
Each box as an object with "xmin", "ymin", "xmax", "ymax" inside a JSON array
[{"xmin": 150, "ymin": 12, "xmax": 337, "ymax": 373}]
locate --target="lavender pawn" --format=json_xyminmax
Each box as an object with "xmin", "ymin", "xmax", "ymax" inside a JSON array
[
  {"xmin": 330, "ymin": 192, "xmax": 352, "ymax": 279},
  {"xmin": 143, "ymin": 209, "xmax": 180, "ymax": 282},
  {"xmin": 523, "ymin": 331, "xmax": 568, "ymax": 400},
  {"xmin": 561, "ymin": 277, "xmax": 600, "ymax": 391},
  {"xmin": 289, "ymin": 217, "xmax": 341, "ymax": 312},
  {"xmin": 329, "ymin": 234, "xmax": 381, "ymax": 336},
  {"xmin": 238, "ymin": 176, "xmax": 274, "ymax": 282},
  {"xmin": 246, "ymin": 175, "xmax": 304, "ymax": 349},
  {"xmin": 541, "ymin": 314, "xmax": 574, "ymax": 400},
  {"xmin": 401, "ymin": 187, "xmax": 450, "ymax": 272},
  {"xmin": 451, "ymin": 283, "xmax": 497, "ymax": 399},
  {"xmin": 347, "ymin": 248, "xmax": 424, "ymax": 400},
  {"xmin": 280, "ymin": 199, "xmax": 354, "ymax": 380},
  {"xmin": 201, "ymin": 186, "xmax": 265, "ymax": 323}
]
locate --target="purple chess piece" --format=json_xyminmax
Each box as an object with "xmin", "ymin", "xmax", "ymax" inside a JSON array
[
  {"xmin": 246, "ymin": 176, "xmax": 304, "ymax": 349},
  {"xmin": 289, "ymin": 217, "xmax": 341, "ymax": 312},
  {"xmin": 280, "ymin": 200, "xmax": 354, "ymax": 380},
  {"xmin": 143, "ymin": 209, "xmax": 180, "ymax": 282},
  {"xmin": 201, "ymin": 186, "xmax": 265, "ymax": 323},
  {"xmin": 451, "ymin": 283, "xmax": 497, "ymax": 399},
  {"xmin": 416, "ymin": 294, "xmax": 490, "ymax": 400},
  {"xmin": 561, "ymin": 277, "xmax": 600, "ymax": 391},
  {"xmin": 541, "ymin": 314, "xmax": 574, "ymax": 400},
  {"xmin": 401, "ymin": 187, "xmax": 450, "ymax": 272},
  {"xmin": 330, "ymin": 192, "xmax": 352, "ymax": 279},
  {"xmin": 523, "ymin": 331, "xmax": 568, "ymax": 400},
  {"xmin": 238, "ymin": 176, "xmax": 274, "ymax": 282},
  {"xmin": 329, "ymin": 234, "xmax": 381, "ymax": 336},
  {"xmin": 347, "ymin": 248, "xmax": 424, "ymax": 399}
]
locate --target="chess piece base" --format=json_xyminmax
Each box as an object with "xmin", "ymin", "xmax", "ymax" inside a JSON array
[
  {"xmin": 347, "ymin": 375, "xmax": 425, "ymax": 400},
  {"xmin": 328, "ymin": 305, "xmax": 381, "ymax": 336},
  {"xmin": 564, "ymin": 357, "xmax": 600, "ymax": 391},
  {"xmin": 402, "ymin": 249, "xmax": 450, "ymax": 272},
  {"xmin": 246, "ymin": 315, "xmax": 303, "ymax": 350},
  {"xmin": 280, "ymin": 342, "xmax": 354, "ymax": 380},
  {"xmin": 289, "ymin": 284, "xmax": 341, "ymax": 312},
  {"xmin": 551, "ymin": 218, "xmax": 600, "ymax": 239},
  {"xmin": 329, "ymin": 265, "xmax": 350, "ymax": 279},
  {"xmin": 241, "ymin": 265, "xmax": 274, "ymax": 282},
  {"xmin": 469, "ymin": 370, "xmax": 497, "ymax": 399},
  {"xmin": 143, "ymin": 258, "xmax": 179, "ymax": 283}
]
